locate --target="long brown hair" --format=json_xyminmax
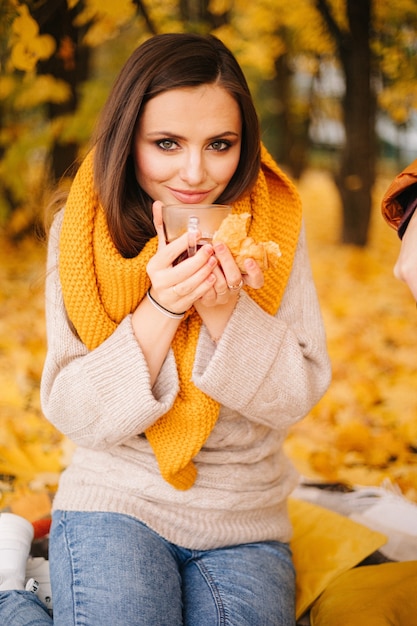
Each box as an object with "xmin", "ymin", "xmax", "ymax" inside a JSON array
[{"xmin": 93, "ymin": 33, "xmax": 261, "ymax": 257}]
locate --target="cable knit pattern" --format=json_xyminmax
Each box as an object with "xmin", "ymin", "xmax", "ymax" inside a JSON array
[{"xmin": 59, "ymin": 144, "xmax": 302, "ymax": 489}]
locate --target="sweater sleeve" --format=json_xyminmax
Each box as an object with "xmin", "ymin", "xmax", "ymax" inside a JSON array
[
  {"xmin": 192, "ymin": 222, "xmax": 331, "ymax": 429},
  {"xmin": 40, "ymin": 211, "xmax": 179, "ymax": 449}
]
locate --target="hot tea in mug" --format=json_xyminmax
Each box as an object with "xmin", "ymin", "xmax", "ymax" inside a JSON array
[{"xmin": 162, "ymin": 204, "xmax": 232, "ymax": 264}]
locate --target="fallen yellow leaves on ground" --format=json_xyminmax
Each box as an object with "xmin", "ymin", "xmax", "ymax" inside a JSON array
[
  {"xmin": 285, "ymin": 169, "xmax": 417, "ymax": 502},
  {"xmin": 0, "ymin": 234, "xmax": 65, "ymax": 516},
  {"xmin": 1, "ymin": 168, "xmax": 417, "ymax": 519}
]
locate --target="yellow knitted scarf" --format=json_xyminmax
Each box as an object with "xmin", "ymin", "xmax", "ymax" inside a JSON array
[{"xmin": 59, "ymin": 144, "xmax": 302, "ymax": 490}]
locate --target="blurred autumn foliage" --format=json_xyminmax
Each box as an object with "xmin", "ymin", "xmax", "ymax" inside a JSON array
[
  {"xmin": 1, "ymin": 1, "xmax": 417, "ymax": 519},
  {"xmin": 1, "ymin": 168, "xmax": 417, "ymax": 521},
  {"xmin": 2, "ymin": 0, "xmax": 417, "ymax": 245},
  {"xmin": 285, "ymin": 171, "xmax": 417, "ymax": 503},
  {"xmin": 0, "ymin": 234, "xmax": 61, "ymax": 518}
]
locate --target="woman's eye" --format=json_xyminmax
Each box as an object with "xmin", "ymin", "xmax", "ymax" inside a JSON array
[
  {"xmin": 209, "ymin": 140, "xmax": 231, "ymax": 152},
  {"xmin": 157, "ymin": 139, "xmax": 177, "ymax": 151}
]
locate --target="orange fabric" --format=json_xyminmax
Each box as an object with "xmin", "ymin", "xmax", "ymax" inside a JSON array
[{"xmin": 381, "ymin": 158, "xmax": 417, "ymax": 230}]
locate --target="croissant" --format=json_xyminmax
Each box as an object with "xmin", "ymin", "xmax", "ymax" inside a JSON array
[{"xmin": 212, "ymin": 213, "xmax": 281, "ymax": 272}]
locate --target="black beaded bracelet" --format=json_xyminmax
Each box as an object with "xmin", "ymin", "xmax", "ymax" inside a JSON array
[{"xmin": 146, "ymin": 288, "xmax": 186, "ymax": 319}]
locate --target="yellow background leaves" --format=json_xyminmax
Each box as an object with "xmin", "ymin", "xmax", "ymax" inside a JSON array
[
  {"xmin": 1, "ymin": 168, "xmax": 417, "ymax": 518},
  {"xmin": 285, "ymin": 169, "xmax": 417, "ymax": 502},
  {"xmin": 10, "ymin": 4, "xmax": 56, "ymax": 72},
  {"xmin": 0, "ymin": 234, "xmax": 65, "ymax": 515},
  {"xmin": 73, "ymin": 0, "xmax": 137, "ymax": 46}
]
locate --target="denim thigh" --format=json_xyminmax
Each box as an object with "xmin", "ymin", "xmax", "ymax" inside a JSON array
[
  {"xmin": 50, "ymin": 511, "xmax": 295, "ymax": 626},
  {"xmin": 0, "ymin": 591, "xmax": 52, "ymax": 626},
  {"xmin": 49, "ymin": 511, "xmax": 183, "ymax": 626},
  {"xmin": 182, "ymin": 541, "xmax": 296, "ymax": 626}
]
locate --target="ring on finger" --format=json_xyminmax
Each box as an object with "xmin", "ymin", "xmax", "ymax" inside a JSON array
[{"xmin": 227, "ymin": 278, "xmax": 244, "ymax": 291}]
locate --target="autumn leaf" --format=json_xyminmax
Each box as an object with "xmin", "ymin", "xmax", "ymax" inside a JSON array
[
  {"xmin": 74, "ymin": 0, "xmax": 137, "ymax": 46},
  {"xmin": 11, "ymin": 4, "xmax": 38, "ymax": 40},
  {"xmin": 14, "ymin": 75, "xmax": 71, "ymax": 108},
  {"xmin": 0, "ymin": 75, "xmax": 16, "ymax": 100},
  {"xmin": 10, "ymin": 5, "xmax": 56, "ymax": 72}
]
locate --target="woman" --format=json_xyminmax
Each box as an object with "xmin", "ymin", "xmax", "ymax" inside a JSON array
[{"xmin": 1, "ymin": 33, "xmax": 331, "ymax": 625}]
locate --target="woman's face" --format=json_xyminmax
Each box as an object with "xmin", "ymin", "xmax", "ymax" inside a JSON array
[{"xmin": 133, "ymin": 84, "xmax": 242, "ymax": 206}]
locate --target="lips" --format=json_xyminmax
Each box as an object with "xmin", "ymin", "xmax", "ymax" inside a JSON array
[{"xmin": 169, "ymin": 189, "xmax": 214, "ymax": 204}]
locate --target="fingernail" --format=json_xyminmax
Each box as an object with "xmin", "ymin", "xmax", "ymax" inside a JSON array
[
  {"xmin": 208, "ymin": 256, "xmax": 217, "ymax": 267},
  {"xmin": 214, "ymin": 243, "xmax": 225, "ymax": 253}
]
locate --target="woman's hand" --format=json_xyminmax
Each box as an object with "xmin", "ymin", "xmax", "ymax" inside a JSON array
[
  {"xmin": 213, "ymin": 242, "xmax": 264, "ymax": 290},
  {"xmin": 148, "ymin": 201, "xmax": 265, "ymax": 326},
  {"xmin": 192, "ymin": 240, "xmax": 265, "ymax": 343},
  {"xmin": 196, "ymin": 241, "xmax": 264, "ymax": 306},
  {"xmin": 147, "ymin": 201, "xmax": 220, "ymax": 313}
]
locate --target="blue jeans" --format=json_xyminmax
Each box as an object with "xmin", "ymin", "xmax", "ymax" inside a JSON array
[
  {"xmin": 1, "ymin": 511, "xmax": 296, "ymax": 625},
  {"xmin": 0, "ymin": 591, "xmax": 52, "ymax": 625}
]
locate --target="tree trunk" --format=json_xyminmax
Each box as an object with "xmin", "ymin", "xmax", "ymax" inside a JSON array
[
  {"xmin": 33, "ymin": 0, "xmax": 91, "ymax": 181},
  {"xmin": 179, "ymin": 0, "xmax": 229, "ymax": 29},
  {"xmin": 337, "ymin": 0, "xmax": 376, "ymax": 245},
  {"xmin": 316, "ymin": 0, "xmax": 376, "ymax": 246}
]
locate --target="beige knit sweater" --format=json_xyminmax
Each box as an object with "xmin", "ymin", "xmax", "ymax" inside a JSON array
[{"xmin": 41, "ymin": 210, "xmax": 331, "ymax": 550}]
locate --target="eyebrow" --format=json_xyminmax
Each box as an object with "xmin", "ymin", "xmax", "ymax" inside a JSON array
[{"xmin": 145, "ymin": 131, "xmax": 240, "ymax": 140}]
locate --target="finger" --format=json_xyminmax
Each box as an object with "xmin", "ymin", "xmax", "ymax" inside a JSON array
[
  {"xmin": 170, "ymin": 271, "xmax": 217, "ymax": 311},
  {"xmin": 214, "ymin": 242, "xmax": 264, "ymax": 290},
  {"xmin": 152, "ymin": 201, "xmax": 166, "ymax": 250},
  {"xmin": 168, "ymin": 255, "xmax": 218, "ymax": 308},
  {"xmin": 149, "ymin": 232, "xmax": 196, "ymax": 271},
  {"xmin": 169, "ymin": 242, "xmax": 214, "ymax": 276},
  {"xmin": 149, "ymin": 243, "xmax": 215, "ymax": 303},
  {"xmin": 210, "ymin": 266, "xmax": 229, "ymax": 298},
  {"xmin": 241, "ymin": 258, "xmax": 264, "ymax": 289},
  {"xmin": 198, "ymin": 284, "xmax": 218, "ymax": 306},
  {"xmin": 213, "ymin": 242, "xmax": 242, "ymax": 286},
  {"xmin": 172, "ymin": 251, "xmax": 217, "ymax": 292}
]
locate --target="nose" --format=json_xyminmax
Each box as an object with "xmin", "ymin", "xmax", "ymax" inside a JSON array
[{"xmin": 179, "ymin": 149, "xmax": 206, "ymax": 186}]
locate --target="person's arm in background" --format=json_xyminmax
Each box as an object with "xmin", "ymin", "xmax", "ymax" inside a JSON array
[{"xmin": 381, "ymin": 162, "xmax": 417, "ymax": 300}]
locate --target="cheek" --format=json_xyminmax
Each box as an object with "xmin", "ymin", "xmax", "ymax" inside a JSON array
[
  {"xmin": 134, "ymin": 150, "xmax": 165, "ymax": 188},
  {"xmin": 216, "ymin": 154, "xmax": 240, "ymax": 185}
]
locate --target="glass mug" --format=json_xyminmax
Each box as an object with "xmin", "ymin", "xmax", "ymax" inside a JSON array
[{"xmin": 162, "ymin": 204, "xmax": 232, "ymax": 264}]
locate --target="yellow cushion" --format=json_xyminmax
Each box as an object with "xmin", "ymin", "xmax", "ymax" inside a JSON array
[
  {"xmin": 289, "ymin": 498, "xmax": 387, "ymax": 619},
  {"xmin": 310, "ymin": 561, "xmax": 417, "ymax": 625}
]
